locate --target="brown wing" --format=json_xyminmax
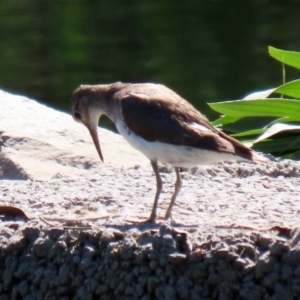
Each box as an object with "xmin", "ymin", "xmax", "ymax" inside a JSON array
[{"xmin": 120, "ymin": 90, "xmax": 257, "ymax": 160}]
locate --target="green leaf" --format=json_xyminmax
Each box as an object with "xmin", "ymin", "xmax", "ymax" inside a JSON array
[
  {"xmin": 212, "ymin": 116, "xmax": 275, "ymax": 134},
  {"xmin": 221, "ymin": 116, "xmax": 275, "ymax": 134},
  {"xmin": 269, "ymin": 46, "xmax": 300, "ymax": 70},
  {"xmin": 212, "ymin": 115, "xmax": 241, "ymax": 126},
  {"xmin": 208, "ymin": 99, "xmax": 300, "ymax": 118},
  {"xmin": 208, "ymin": 46, "xmax": 300, "ymax": 159},
  {"xmin": 231, "ymin": 128, "xmax": 265, "ymax": 138},
  {"xmin": 254, "ymin": 123, "xmax": 300, "ymax": 143},
  {"xmin": 273, "ymin": 80, "xmax": 300, "ymax": 99},
  {"xmin": 269, "ymin": 116, "xmax": 300, "ymax": 124},
  {"xmin": 253, "ymin": 136, "xmax": 300, "ymax": 154},
  {"xmin": 243, "ymin": 88, "xmax": 275, "ymax": 100}
]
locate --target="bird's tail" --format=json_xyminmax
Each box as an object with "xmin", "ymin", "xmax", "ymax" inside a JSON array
[{"xmin": 250, "ymin": 151, "xmax": 269, "ymax": 164}]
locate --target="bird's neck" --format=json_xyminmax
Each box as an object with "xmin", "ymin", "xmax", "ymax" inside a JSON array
[
  {"xmin": 93, "ymin": 84, "xmax": 123, "ymax": 123},
  {"xmin": 100, "ymin": 99, "xmax": 117, "ymax": 123}
]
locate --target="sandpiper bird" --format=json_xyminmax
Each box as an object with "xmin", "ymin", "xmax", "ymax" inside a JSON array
[{"xmin": 71, "ymin": 82, "xmax": 267, "ymax": 223}]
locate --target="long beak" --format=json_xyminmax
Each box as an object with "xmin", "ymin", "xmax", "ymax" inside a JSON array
[{"xmin": 86, "ymin": 124, "xmax": 104, "ymax": 162}]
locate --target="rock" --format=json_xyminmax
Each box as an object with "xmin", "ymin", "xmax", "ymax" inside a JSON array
[{"xmin": 0, "ymin": 90, "xmax": 148, "ymax": 180}]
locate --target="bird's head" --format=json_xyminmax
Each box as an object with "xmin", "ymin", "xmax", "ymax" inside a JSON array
[{"xmin": 71, "ymin": 85, "xmax": 105, "ymax": 162}]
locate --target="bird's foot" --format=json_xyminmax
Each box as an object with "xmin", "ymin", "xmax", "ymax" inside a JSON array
[
  {"xmin": 140, "ymin": 218, "xmax": 157, "ymax": 224},
  {"xmin": 164, "ymin": 212, "xmax": 173, "ymax": 221}
]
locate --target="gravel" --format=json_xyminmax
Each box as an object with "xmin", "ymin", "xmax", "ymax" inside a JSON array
[
  {"xmin": 0, "ymin": 223, "xmax": 299, "ymax": 300},
  {"xmin": 1, "ymin": 159, "xmax": 300, "ymax": 299}
]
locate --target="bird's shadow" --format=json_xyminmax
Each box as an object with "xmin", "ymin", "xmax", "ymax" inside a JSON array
[{"xmin": 102, "ymin": 220, "xmax": 199, "ymax": 233}]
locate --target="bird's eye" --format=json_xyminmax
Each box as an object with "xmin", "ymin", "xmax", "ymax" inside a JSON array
[{"xmin": 73, "ymin": 111, "xmax": 82, "ymax": 121}]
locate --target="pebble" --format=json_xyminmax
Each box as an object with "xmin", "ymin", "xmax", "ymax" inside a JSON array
[
  {"xmin": 188, "ymin": 263, "xmax": 207, "ymax": 280},
  {"xmin": 256, "ymin": 234, "xmax": 274, "ymax": 248},
  {"xmin": 146, "ymin": 275, "xmax": 157, "ymax": 293},
  {"xmin": 261, "ymin": 272, "xmax": 279, "ymax": 287},
  {"xmin": 295, "ymin": 265, "xmax": 300, "ymax": 278},
  {"xmin": 282, "ymin": 251, "xmax": 300, "ymax": 265},
  {"xmin": 32, "ymin": 237, "xmax": 55, "ymax": 257},
  {"xmin": 6, "ymin": 235, "xmax": 27, "ymax": 255},
  {"xmin": 168, "ymin": 253, "xmax": 186, "ymax": 264},
  {"xmin": 207, "ymin": 273, "xmax": 223, "ymax": 285},
  {"xmin": 270, "ymin": 242, "xmax": 291, "ymax": 257},
  {"xmin": 22, "ymin": 226, "xmax": 40, "ymax": 241},
  {"xmin": 163, "ymin": 285, "xmax": 177, "ymax": 300},
  {"xmin": 233, "ymin": 257, "xmax": 248, "ymax": 270}
]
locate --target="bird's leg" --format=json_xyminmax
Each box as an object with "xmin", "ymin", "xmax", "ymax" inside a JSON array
[
  {"xmin": 146, "ymin": 160, "xmax": 163, "ymax": 223},
  {"xmin": 164, "ymin": 167, "xmax": 182, "ymax": 220}
]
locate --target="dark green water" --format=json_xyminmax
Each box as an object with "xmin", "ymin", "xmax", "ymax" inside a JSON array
[{"xmin": 1, "ymin": 0, "xmax": 300, "ymax": 120}]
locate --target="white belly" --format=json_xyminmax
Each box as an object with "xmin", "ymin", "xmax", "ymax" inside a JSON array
[{"xmin": 115, "ymin": 119, "xmax": 245, "ymax": 167}]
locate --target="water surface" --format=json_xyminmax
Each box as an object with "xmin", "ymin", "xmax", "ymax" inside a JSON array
[{"xmin": 1, "ymin": 0, "xmax": 299, "ymax": 121}]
